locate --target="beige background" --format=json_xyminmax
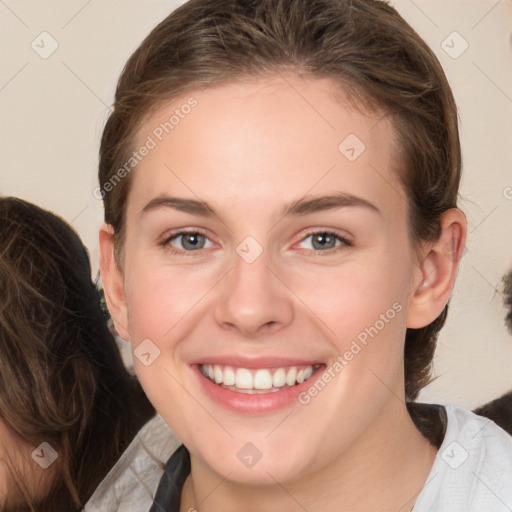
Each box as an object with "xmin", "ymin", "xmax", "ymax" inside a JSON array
[{"xmin": 1, "ymin": 0, "xmax": 511, "ymax": 409}]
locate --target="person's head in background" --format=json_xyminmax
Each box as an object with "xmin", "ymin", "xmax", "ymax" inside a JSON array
[
  {"xmin": 472, "ymin": 269, "xmax": 512, "ymax": 433},
  {"xmin": 0, "ymin": 197, "xmax": 154, "ymax": 511},
  {"xmin": 504, "ymin": 269, "xmax": 512, "ymax": 334},
  {"xmin": 99, "ymin": 0, "xmax": 466, "ymax": 507}
]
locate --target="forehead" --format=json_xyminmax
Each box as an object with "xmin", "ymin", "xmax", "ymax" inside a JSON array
[{"xmin": 130, "ymin": 73, "xmax": 406, "ymax": 223}]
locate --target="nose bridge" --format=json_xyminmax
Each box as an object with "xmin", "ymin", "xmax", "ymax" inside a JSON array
[{"xmin": 214, "ymin": 241, "xmax": 294, "ymax": 336}]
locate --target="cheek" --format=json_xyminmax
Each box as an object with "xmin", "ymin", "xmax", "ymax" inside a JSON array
[
  {"xmin": 286, "ymin": 254, "xmax": 410, "ymax": 342},
  {"xmin": 284, "ymin": 249, "xmax": 412, "ymax": 401},
  {"xmin": 123, "ymin": 253, "xmax": 214, "ymax": 341},
  {"xmin": 121, "ymin": 254, "xmax": 216, "ymax": 410}
]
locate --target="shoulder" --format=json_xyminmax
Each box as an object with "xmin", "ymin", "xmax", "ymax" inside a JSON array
[
  {"xmin": 414, "ymin": 404, "xmax": 512, "ymax": 512},
  {"xmin": 84, "ymin": 414, "xmax": 182, "ymax": 512}
]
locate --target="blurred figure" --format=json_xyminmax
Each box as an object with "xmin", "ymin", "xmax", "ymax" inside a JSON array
[
  {"xmin": 473, "ymin": 270, "xmax": 512, "ymax": 435},
  {"xmin": 0, "ymin": 197, "xmax": 155, "ymax": 511}
]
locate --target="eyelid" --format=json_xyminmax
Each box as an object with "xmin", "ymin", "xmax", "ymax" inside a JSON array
[
  {"xmin": 161, "ymin": 228, "xmax": 205, "ymax": 243},
  {"xmin": 292, "ymin": 228, "xmax": 352, "ymax": 254},
  {"xmin": 160, "ymin": 228, "xmax": 216, "ymax": 256},
  {"xmin": 295, "ymin": 227, "xmax": 353, "ymax": 244},
  {"xmin": 160, "ymin": 227, "xmax": 353, "ymax": 256}
]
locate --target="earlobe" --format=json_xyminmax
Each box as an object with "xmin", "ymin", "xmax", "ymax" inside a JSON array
[
  {"xmin": 99, "ymin": 224, "xmax": 130, "ymax": 341},
  {"xmin": 406, "ymin": 208, "xmax": 467, "ymax": 329}
]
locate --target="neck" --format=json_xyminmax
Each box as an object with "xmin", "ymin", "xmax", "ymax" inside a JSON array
[{"xmin": 181, "ymin": 399, "xmax": 438, "ymax": 512}]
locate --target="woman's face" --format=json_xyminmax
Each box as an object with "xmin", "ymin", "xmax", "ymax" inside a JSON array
[{"xmin": 114, "ymin": 73, "xmax": 423, "ymax": 483}]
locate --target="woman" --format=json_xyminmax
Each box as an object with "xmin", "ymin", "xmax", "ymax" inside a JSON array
[
  {"xmin": 0, "ymin": 197, "xmax": 155, "ymax": 510},
  {"xmin": 97, "ymin": 0, "xmax": 512, "ymax": 510}
]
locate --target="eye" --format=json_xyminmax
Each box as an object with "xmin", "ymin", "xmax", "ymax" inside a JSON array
[
  {"xmin": 297, "ymin": 230, "xmax": 351, "ymax": 253},
  {"xmin": 161, "ymin": 230, "xmax": 214, "ymax": 254}
]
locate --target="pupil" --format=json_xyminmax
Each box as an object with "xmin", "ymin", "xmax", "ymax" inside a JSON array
[
  {"xmin": 313, "ymin": 233, "xmax": 334, "ymax": 250},
  {"xmin": 183, "ymin": 233, "xmax": 204, "ymax": 250}
]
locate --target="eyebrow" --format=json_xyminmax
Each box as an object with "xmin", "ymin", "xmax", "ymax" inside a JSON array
[{"xmin": 141, "ymin": 192, "xmax": 381, "ymax": 220}]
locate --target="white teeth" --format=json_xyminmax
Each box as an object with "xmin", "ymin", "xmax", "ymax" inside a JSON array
[
  {"xmin": 235, "ymin": 368, "xmax": 253, "ymax": 389},
  {"xmin": 200, "ymin": 363, "xmax": 318, "ymax": 392},
  {"xmin": 223, "ymin": 366, "xmax": 236, "ymax": 386},
  {"xmin": 253, "ymin": 369, "xmax": 273, "ymax": 390},
  {"xmin": 214, "ymin": 365, "xmax": 223, "ymax": 384},
  {"xmin": 272, "ymin": 368, "xmax": 286, "ymax": 387},
  {"xmin": 286, "ymin": 367, "xmax": 297, "ymax": 386}
]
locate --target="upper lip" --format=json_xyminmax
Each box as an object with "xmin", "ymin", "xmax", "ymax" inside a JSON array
[{"xmin": 189, "ymin": 355, "xmax": 324, "ymax": 369}]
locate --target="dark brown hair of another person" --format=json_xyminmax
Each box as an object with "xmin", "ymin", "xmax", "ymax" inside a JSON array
[
  {"xmin": 0, "ymin": 197, "xmax": 155, "ymax": 511},
  {"xmin": 472, "ymin": 270, "xmax": 512, "ymax": 436}
]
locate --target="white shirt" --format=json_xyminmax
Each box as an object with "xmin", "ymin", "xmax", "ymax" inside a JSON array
[
  {"xmin": 84, "ymin": 405, "xmax": 512, "ymax": 511},
  {"xmin": 83, "ymin": 414, "xmax": 180, "ymax": 512},
  {"xmin": 413, "ymin": 404, "xmax": 512, "ymax": 511}
]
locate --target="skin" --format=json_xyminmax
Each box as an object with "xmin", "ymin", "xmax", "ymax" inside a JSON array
[
  {"xmin": 100, "ymin": 73, "xmax": 467, "ymax": 511},
  {"xmin": 0, "ymin": 420, "xmax": 56, "ymax": 508}
]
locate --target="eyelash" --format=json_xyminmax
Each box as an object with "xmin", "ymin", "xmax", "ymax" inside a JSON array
[
  {"xmin": 299, "ymin": 229, "xmax": 353, "ymax": 255},
  {"xmin": 160, "ymin": 229, "xmax": 212, "ymax": 257},
  {"xmin": 160, "ymin": 229, "xmax": 352, "ymax": 257}
]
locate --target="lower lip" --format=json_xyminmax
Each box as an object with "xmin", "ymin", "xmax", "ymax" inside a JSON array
[{"xmin": 193, "ymin": 365, "xmax": 325, "ymax": 414}]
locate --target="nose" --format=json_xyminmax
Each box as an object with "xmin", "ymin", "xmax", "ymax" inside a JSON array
[{"xmin": 213, "ymin": 248, "xmax": 294, "ymax": 338}]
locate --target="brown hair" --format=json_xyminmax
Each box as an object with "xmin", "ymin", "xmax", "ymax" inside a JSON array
[
  {"xmin": 98, "ymin": 0, "xmax": 461, "ymax": 402},
  {"xmin": 504, "ymin": 270, "xmax": 512, "ymax": 334},
  {"xmin": 0, "ymin": 197, "xmax": 154, "ymax": 511}
]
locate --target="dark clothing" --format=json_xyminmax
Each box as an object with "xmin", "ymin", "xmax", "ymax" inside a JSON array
[{"xmin": 149, "ymin": 444, "xmax": 191, "ymax": 512}]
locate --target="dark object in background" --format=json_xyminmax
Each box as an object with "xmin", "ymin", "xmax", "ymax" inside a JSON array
[
  {"xmin": 0, "ymin": 197, "xmax": 155, "ymax": 511},
  {"xmin": 473, "ymin": 270, "xmax": 512, "ymax": 436},
  {"xmin": 504, "ymin": 270, "xmax": 512, "ymax": 335},
  {"xmin": 474, "ymin": 392, "xmax": 512, "ymax": 435}
]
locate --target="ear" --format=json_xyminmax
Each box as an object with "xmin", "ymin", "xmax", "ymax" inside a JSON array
[
  {"xmin": 406, "ymin": 208, "xmax": 467, "ymax": 329},
  {"xmin": 99, "ymin": 223, "xmax": 130, "ymax": 341}
]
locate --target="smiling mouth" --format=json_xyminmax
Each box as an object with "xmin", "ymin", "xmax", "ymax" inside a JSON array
[{"xmin": 199, "ymin": 363, "xmax": 322, "ymax": 394}]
